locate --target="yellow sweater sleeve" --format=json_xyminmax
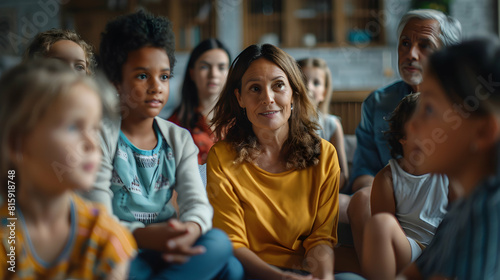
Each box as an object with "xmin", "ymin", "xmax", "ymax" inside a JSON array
[
  {"xmin": 302, "ymin": 150, "xmax": 340, "ymax": 254},
  {"xmin": 206, "ymin": 145, "xmax": 249, "ymax": 249}
]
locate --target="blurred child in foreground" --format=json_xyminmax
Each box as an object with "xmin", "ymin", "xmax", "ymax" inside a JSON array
[
  {"xmin": 0, "ymin": 60, "xmax": 136, "ymax": 279},
  {"xmin": 400, "ymin": 38, "xmax": 500, "ymax": 280}
]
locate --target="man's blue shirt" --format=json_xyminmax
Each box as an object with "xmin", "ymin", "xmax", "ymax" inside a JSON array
[{"xmin": 350, "ymin": 80, "xmax": 413, "ymax": 186}]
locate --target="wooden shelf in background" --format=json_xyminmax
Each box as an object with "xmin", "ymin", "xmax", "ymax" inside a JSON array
[
  {"xmin": 243, "ymin": 0, "xmax": 384, "ymax": 48},
  {"xmin": 330, "ymin": 90, "xmax": 372, "ymax": 134},
  {"xmin": 332, "ymin": 90, "xmax": 372, "ymax": 102}
]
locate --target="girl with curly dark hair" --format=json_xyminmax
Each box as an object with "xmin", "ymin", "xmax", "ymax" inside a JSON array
[{"xmin": 86, "ymin": 10, "xmax": 243, "ymax": 280}]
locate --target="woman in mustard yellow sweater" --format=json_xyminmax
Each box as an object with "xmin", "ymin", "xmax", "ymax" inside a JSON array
[{"xmin": 207, "ymin": 44, "xmax": 359, "ymax": 280}]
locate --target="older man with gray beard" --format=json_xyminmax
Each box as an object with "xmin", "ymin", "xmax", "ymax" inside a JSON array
[{"xmin": 350, "ymin": 9, "xmax": 462, "ymax": 193}]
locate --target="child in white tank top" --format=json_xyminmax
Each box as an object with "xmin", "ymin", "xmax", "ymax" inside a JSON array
[{"xmin": 360, "ymin": 92, "xmax": 451, "ymax": 280}]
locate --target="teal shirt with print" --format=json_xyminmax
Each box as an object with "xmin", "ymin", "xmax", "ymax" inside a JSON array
[{"xmin": 110, "ymin": 123, "xmax": 177, "ymax": 225}]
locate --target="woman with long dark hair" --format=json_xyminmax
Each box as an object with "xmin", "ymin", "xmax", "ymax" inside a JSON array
[{"xmin": 169, "ymin": 38, "xmax": 231, "ymax": 164}]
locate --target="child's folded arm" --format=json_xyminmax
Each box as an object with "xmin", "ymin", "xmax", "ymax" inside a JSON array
[{"xmin": 160, "ymin": 118, "xmax": 213, "ymax": 234}]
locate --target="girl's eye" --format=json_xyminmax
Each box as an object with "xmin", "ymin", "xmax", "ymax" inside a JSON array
[
  {"xmin": 161, "ymin": 74, "xmax": 170, "ymax": 80},
  {"xmin": 313, "ymin": 79, "xmax": 321, "ymax": 87},
  {"xmin": 137, "ymin": 74, "xmax": 147, "ymax": 80},
  {"xmin": 75, "ymin": 64, "xmax": 86, "ymax": 72},
  {"xmin": 67, "ymin": 123, "xmax": 79, "ymax": 132},
  {"xmin": 250, "ymin": 86, "xmax": 260, "ymax": 92},
  {"xmin": 219, "ymin": 65, "xmax": 227, "ymax": 72},
  {"xmin": 401, "ymin": 41, "xmax": 410, "ymax": 47}
]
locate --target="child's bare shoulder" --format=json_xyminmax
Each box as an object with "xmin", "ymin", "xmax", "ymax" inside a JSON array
[{"xmin": 374, "ymin": 164, "xmax": 393, "ymax": 186}]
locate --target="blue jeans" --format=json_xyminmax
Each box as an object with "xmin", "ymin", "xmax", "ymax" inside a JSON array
[{"xmin": 129, "ymin": 229, "xmax": 244, "ymax": 280}]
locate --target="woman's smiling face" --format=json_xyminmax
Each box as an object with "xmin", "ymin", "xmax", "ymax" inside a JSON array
[{"xmin": 235, "ymin": 58, "xmax": 293, "ymax": 136}]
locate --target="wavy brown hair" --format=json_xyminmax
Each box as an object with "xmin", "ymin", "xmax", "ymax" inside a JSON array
[
  {"xmin": 211, "ymin": 44, "xmax": 321, "ymax": 170},
  {"xmin": 24, "ymin": 29, "xmax": 96, "ymax": 75}
]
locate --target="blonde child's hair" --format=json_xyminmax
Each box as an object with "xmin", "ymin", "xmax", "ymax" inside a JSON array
[
  {"xmin": 0, "ymin": 59, "xmax": 117, "ymax": 191},
  {"xmin": 23, "ymin": 29, "xmax": 96, "ymax": 75},
  {"xmin": 297, "ymin": 57, "xmax": 333, "ymax": 114}
]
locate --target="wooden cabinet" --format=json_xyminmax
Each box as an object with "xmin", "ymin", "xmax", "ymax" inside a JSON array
[
  {"xmin": 62, "ymin": 0, "xmax": 217, "ymax": 52},
  {"xmin": 243, "ymin": 0, "xmax": 284, "ymax": 47},
  {"xmin": 140, "ymin": 0, "xmax": 217, "ymax": 50},
  {"xmin": 243, "ymin": 0, "xmax": 385, "ymax": 48},
  {"xmin": 62, "ymin": 1, "xmax": 135, "ymax": 53},
  {"xmin": 63, "ymin": 0, "xmax": 385, "ymax": 52},
  {"xmin": 330, "ymin": 90, "xmax": 370, "ymax": 135}
]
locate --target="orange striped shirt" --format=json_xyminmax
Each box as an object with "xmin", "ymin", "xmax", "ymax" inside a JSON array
[{"xmin": 0, "ymin": 194, "xmax": 137, "ymax": 280}]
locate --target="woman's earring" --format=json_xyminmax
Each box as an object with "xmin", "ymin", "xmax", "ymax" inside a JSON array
[
  {"xmin": 291, "ymin": 103, "xmax": 294, "ymax": 110},
  {"xmin": 243, "ymin": 108, "xmax": 246, "ymax": 116}
]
